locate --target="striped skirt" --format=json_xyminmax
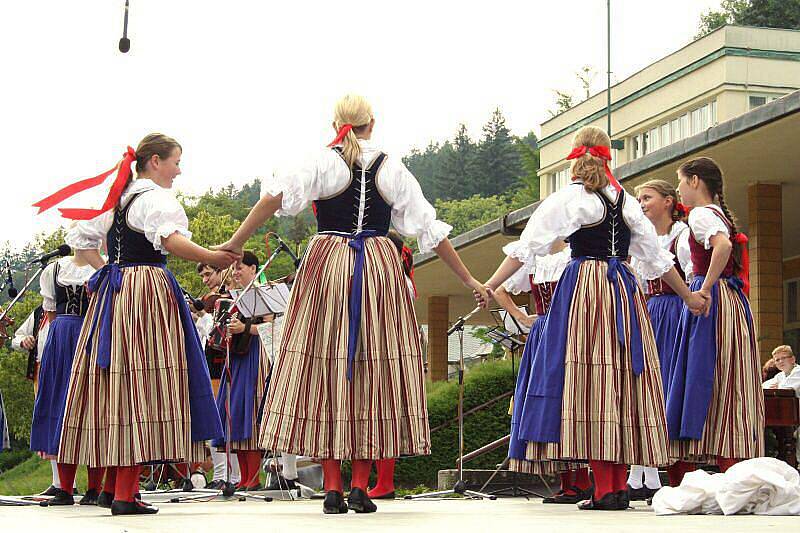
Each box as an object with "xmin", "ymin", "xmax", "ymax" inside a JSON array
[
  {"xmin": 523, "ymin": 259, "xmax": 670, "ymax": 467},
  {"xmin": 58, "ymin": 265, "xmax": 217, "ymax": 467},
  {"xmin": 667, "ymin": 277, "xmax": 764, "ymax": 462},
  {"xmin": 214, "ymin": 336, "xmax": 271, "ymax": 451},
  {"xmin": 259, "ymin": 234, "xmax": 429, "ymax": 460}
]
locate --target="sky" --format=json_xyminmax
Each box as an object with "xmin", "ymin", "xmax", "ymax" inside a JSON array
[{"xmin": 0, "ymin": 0, "xmax": 723, "ymax": 250}]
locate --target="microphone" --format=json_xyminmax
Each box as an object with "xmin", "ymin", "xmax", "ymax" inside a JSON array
[
  {"xmin": 29, "ymin": 244, "xmax": 71, "ymax": 265},
  {"xmin": 274, "ymin": 235, "xmax": 301, "ymax": 269},
  {"xmin": 118, "ymin": 0, "xmax": 131, "ymax": 53},
  {"xmin": 5, "ymin": 262, "xmax": 16, "ymax": 298}
]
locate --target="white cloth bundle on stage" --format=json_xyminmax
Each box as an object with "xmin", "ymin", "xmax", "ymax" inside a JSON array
[{"xmin": 652, "ymin": 457, "xmax": 800, "ymax": 516}]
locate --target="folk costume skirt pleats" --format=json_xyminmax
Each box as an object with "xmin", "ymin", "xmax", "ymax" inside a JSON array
[
  {"xmin": 30, "ymin": 315, "xmax": 83, "ymax": 456},
  {"xmin": 666, "ymin": 276, "xmax": 764, "ymax": 462},
  {"xmin": 57, "ymin": 264, "xmax": 222, "ymax": 467},
  {"xmin": 521, "ymin": 259, "xmax": 670, "ymax": 467},
  {"xmin": 259, "ymin": 234, "xmax": 429, "ymax": 460}
]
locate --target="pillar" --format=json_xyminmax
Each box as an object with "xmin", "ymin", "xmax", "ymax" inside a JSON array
[
  {"xmin": 428, "ymin": 296, "xmax": 450, "ymax": 382},
  {"xmin": 748, "ymin": 183, "xmax": 783, "ymax": 364}
]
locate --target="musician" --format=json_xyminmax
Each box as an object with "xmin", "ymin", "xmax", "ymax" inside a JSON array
[
  {"xmin": 196, "ymin": 262, "xmax": 241, "ymax": 490},
  {"xmin": 212, "ymin": 251, "xmax": 272, "ymax": 491},
  {"xmin": 763, "ymin": 345, "xmax": 800, "ymax": 397}
]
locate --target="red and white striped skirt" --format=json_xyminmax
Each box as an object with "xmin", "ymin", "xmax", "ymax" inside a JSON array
[
  {"xmin": 58, "ymin": 266, "xmax": 206, "ymax": 467},
  {"xmin": 259, "ymin": 234, "xmax": 430, "ymax": 460},
  {"xmin": 525, "ymin": 260, "xmax": 670, "ymax": 467}
]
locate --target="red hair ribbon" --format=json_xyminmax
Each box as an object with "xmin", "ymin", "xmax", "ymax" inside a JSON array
[
  {"xmin": 565, "ymin": 145, "xmax": 621, "ymax": 192},
  {"xmin": 33, "ymin": 146, "xmax": 137, "ymax": 220},
  {"xmin": 675, "ymin": 202, "xmax": 689, "ymax": 217},
  {"xmin": 734, "ymin": 233, "xmax": 750, "ymax": 297},
  {"xmin": 327, "ymin": 123, "xmax": 353, "ymax": 148},
  {"xmin": 401, "ymin": 245, "xmax": 417, "ymax": 298}
]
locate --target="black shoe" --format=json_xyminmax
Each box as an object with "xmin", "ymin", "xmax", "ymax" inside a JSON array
[
  {"xmin": 577, "ymin": 491, "xmax": 621, "ymax": 511},
  {"xmin": 323, "ymin": 490, "xmax": 348, "ymax": 514},
  {"xmin": 347, "ymin": 487, "xmax": 377, "ymax": 513},
  {"xmin": 643, "ymin": 486, "xmax": 660, "ymax": 500},
  {"xmin": 110, "ymin": 500, "xmax": 159, "ymax": 515},
  {"xmin": 205, "ymin": 480, "xmax": 227, "ymax": 490},
  {"xmin": 543, "ymin": 488, "xmax": 583, "ymax": 504},
  {"xmin": 616, "ymin": 490, "xmax": 630, "ymax": 510},
  {"xmin": 370, "ymin": 491, "xmax": 396, "ymax": 500},
  {"xmin": 79, "ymin": 488, "xmax": 100, "ymax": 506},
  {"xmin": 627, "ymin": 484, "xmax": 649, "ymax": 501},
  {"xmin": 39, "ymin": 485, "xmax": 60, "ymax": 497},
  {"xmin": 97, "ymin": 491, "xmax": 114, "ymax": 508},
  {"xmin": 267, "ymin": 475, "xmax": 298, "ymax": 491},
  {"xmin": 45, "ymin": 489, "xmax": 75, "ymax": 506}
]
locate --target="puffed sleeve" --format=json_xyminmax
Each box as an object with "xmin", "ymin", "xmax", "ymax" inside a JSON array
[
  {"xmin": 689, "ymin": 207, "xmax": 729, "ymax": 249},
  {"xmin": 624, "ymin": 193, "xmax": 675, "ymax": 281},
  {"xmin": 65, "ymin": 211, "xmax": 112, "ymax": 250},
  {"xmin": 502, "ymin": 187, "xmax": 583, "ymax": 264},
  {"xmin": 380, "ymin": 158, "xmax": 452, "ymax": 254},
  {"xmin": 261, "ymin": 149, "xmax": 333, "ymax": 217},
  {"xmin": 39, "ymin": 262, "xmax": 57, "ymax": 312},
  {"xmin": 675, "ymin": 225, "xmax": 693, "ymax": 281},
  {"xmin": 503, "ymin": 260, "xmax": 534, "ymax": 294},
  {"xmin": 140, "ymin": 189, "xmax": 192, "ymax": 253}
]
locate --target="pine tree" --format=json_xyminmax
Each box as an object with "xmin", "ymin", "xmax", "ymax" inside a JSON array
[
  {"xmin": 439, "ymin": 124, "xmax": 478, "ymax": 200},
  {"xmin": 472, "ymin": 108, "xmax": 521, "ymax": 197}
]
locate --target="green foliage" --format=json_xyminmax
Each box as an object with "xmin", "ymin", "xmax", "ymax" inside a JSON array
[
  {"xmin": 0, "ymin": 445, "xmax": 32, "ymax": 474},
  {"xmin": 0, "ymin": 455, "xmax": 90, "ymax": 495},
  {"xmin": 697, "ymin": 0, "xmax": 800, "ymax": 37},
  {"xmin": 434, "ymin": 195, "xmax": 511, "ymax": 237},
  {"xmin": 395, "ymin": 360, "xmax": 516, "ymax": 488}
]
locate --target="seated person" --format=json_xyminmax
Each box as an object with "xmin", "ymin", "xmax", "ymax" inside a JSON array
[{"xmin": 763, "ymin": 345, "xmax": 800, "ymax": 397}]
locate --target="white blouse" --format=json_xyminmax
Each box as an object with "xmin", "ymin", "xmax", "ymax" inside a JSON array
[
  {"xmin": 39, "ymin": 256, "xmax": 97, "ymax": 312},
  {"xmin": 65, "ymin": 179, "xmax": 191, "ymax": 254},
  {"xmin": 261, "ymin": 139, "xmax": 452, "ymax": 254},
  {"xmin": 503, "ymin": 246, "xmax": 572, "ymax": 295},
  {"xmin": 633, "ymin": 220, "xmax": 693, "ymax": 285},
  {"xmin": 689, "ymin": 204, "xmax": 730, "ymax": 249},
  {"xmin": 503, "ymin": 183, "xmax": 674, "ymax": 281}
]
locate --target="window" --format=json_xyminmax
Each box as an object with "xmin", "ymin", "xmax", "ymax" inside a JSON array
[
  {"xmin": 710, "ymin": 100, "xmax": 717, "ymax": 125},
  {"xmin": 649, "ymin": 128, "xmax": 660, "ymax": 152},
  {"xmin": 641, "ymin": 131, "xmax": 649, "ymax": 156},
  {"xmin": 680, "ymin": 114, "xmax": 689, "ymax": 139},
  {"xmin": 749, "ymin": 95, "xmax": 767, "ymax": 110},
  {"xmin": 670, "ymin": 118, "xmax": 681, "ymax": 143},
  {"xmin": 660, "ymin": 123, "xmax": 670, "ymax": 147},
  {"xmin": 690, "ymin": 108, "xmax": 703, "ymax": 135}
]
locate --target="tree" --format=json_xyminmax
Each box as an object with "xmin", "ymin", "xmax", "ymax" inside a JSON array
[
  {"xmin": 509, "ymin": 131, "xmax": 540, "ymax": 210},
  {"xmin": 697, "ymin": 0, "xmax": 800, "ymax": 37},
  {"xmin": 548, "ymin": 89, "xmax": 574, "ymax": 118},
  {"xmin": 434, "ymin": 195, "xmax": 512, "ymax": 237},
  {"xmin": 576, "ymin": 65, "xmax": 597, "ymax": 100},
  {"xmin": 472, "ymin": 109, "xmax": 521, "ymax": 197},
  {"xmin": 439, "ymin": 124, "xmax": 478, "ymax": 200}
]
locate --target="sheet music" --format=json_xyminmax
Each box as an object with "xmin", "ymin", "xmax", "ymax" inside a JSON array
[
  {"xmin": 499, "ymin": 307, "xmax": 530, "ymax": 335},
  {"xmin": 229, "ymin": 283, "xmax": 290, "ymax": 318}
]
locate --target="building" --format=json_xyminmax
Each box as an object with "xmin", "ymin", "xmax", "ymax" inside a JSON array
[{"xmin": 414, "ymin": 25, "xmax": 800, "ymax": 380}]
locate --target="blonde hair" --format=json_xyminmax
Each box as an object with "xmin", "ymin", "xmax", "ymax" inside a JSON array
[
  {"xmin": 333, "ymin": 94, "xmax": 373, "ymax": 168},
  {"xmin": 569, "ymin": 126, "xmax": 611, "ymax": 192},
  {"xmin": 772, "ymin": 345, "xmax": 794, "ymax": 358},
  {"xmin": 634, "ymin": 179, "xmax": 684, "ymax": 221}
]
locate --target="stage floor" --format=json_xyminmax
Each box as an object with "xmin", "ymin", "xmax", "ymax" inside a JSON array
[{"xmin": 0, "ymin": 497, "xmax": 796, "ymax": 532}]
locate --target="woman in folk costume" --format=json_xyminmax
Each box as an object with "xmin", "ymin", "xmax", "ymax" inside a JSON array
[
  {"xmin": 665, "ymin": 157, "xmax": 763, "ymax": 485},
  {"xmin": 625, "ymin": 180, "xmax": 692, "ymax": 500},
  {"xmin": 480, "ymin": 126, "xmax": 706, "ymax": 511},
  {"xmin": 34, "ymin": 133, "xmax": 235, "ymax": 516},
  {"xmin": 494, "ymin": 243, "xmax": 594, "ymax": 504},
  {"xmin": 215, "ymin": 94, "xmax": 488, "ymax": 514},
  {"xmin": 29, "ymin": 252, "xmax": 103, "ymax": 506},
  {"xmin": 212, "ymin": 251, "xmax": 272, "ymax": 491}
]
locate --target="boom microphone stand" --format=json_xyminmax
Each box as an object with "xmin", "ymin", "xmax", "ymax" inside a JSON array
[{"xmin": 406, "ymin": 306, "xmax": 496, "ymax": 501}]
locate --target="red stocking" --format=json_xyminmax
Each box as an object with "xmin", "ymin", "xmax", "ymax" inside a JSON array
[
  {"xmin": 114, "ymin": 466, "xmax": 141, "ymax": 503},
  {"xmin": 717, "ymin": 457, "xmax": 739, "ymax": 472},
  {"xmin": 103, "ymin": 467, "xmax": 117, "ymax": 495},
  {"xmin": 573, "ymin": 467, "xmax": 592, "ymax": 491},
  {"xmin": 87, "ymin": 467, "xmax": 105, "ymax": 492},
  {"xmin": 559, "ymin": 470, "xmax": 575, "ymax": 494},
  {"xmin": 368, "ymin": 459, "xmax": 396, "ymax": 498},
  {"xmin": 246, "ymin": 452, "xmax": 262, "ymax": 488},
  {"xmin": 235, "ymin": 451, "xmax": 250, "ymax": 489},
  {"xmin": 321, "ymin": 459, "xmax": 343, "ymax": 493},
  {"xmin": 56, "ymin": 463, "xmax": 78, "ymax": 495},
  {"xmin": 588, "ymin": 460, "xmax": 615, "ymax": 500},
  {"xmin": 350, "ymin": 459, "xmax": 372, "ymax": 491}
]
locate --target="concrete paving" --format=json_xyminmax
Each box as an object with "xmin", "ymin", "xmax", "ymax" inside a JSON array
[{"xmin": 1, "ymin": 497, "xmax": 797, "ymax": 532}]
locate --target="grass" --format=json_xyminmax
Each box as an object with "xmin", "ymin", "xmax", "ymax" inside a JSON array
[{"xmin": 0, "ymin": 455, "xmax": 89, "ymax": 496}]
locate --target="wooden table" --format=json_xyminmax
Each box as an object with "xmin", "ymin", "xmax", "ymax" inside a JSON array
[{"xmin": 764, "ymin": 388, "xmax": 799, "ymax": 468}]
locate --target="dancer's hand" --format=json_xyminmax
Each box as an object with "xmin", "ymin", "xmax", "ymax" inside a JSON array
[
  {"xmin": 685, "ymin": 291, "xmax": 709, "ymax": 317},
  {"xmin": 466, "ymin": 277, "xmax": 490, "ymax": 308},
  {"xmin": 207, "ymin": 249, "xmax": 240, "ymax": 269},
  {"xmin": 21, "ymin": 335, "xmax": 36, "ymax": 350},
  {"xmin": 212, "ymin": 239, "xmax": 244, "ymax": 257}
]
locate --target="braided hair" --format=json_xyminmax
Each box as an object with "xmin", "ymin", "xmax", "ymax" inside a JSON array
[{"xmin": 678, "ymin": 157, "xmax": 743, "ymax": 275}]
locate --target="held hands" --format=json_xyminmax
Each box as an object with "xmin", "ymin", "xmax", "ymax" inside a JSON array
[
  {"xmin": 466, "ymin": 277, "xmax": 490, "ymax": 308},
  {"xmin": 207, "ymin": 249, "xmax": 241, "ymax": 269},
  {"xmin": 21, "ymin": 336, "xmax": 36, "ymax": 351},
  {"xmin": 212, "ymin": 239, "xmax": 244, "ymax": 258},
  {"xmin": 685, "ymin": 290, "xmax": 711, "ymax": 317}
]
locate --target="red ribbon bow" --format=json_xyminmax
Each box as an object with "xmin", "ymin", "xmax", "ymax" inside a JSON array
[
  {"xmin": 565, "ymin": 144, "xmax": 621, "ymax": 192},
  {"xmin": 401, "ymin": 245, "xmax": 417, "ymax": 298},
  {"xmin": 33, "ymin": 146, "xmax": 137, "ymax": 220},
  {"xmin": 675, "ymin": 202, "xmax": 689, "ymax": 217},
  {"xmin": 327, "ymin": 123, "xmax": 353, "ymax": 148}
]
